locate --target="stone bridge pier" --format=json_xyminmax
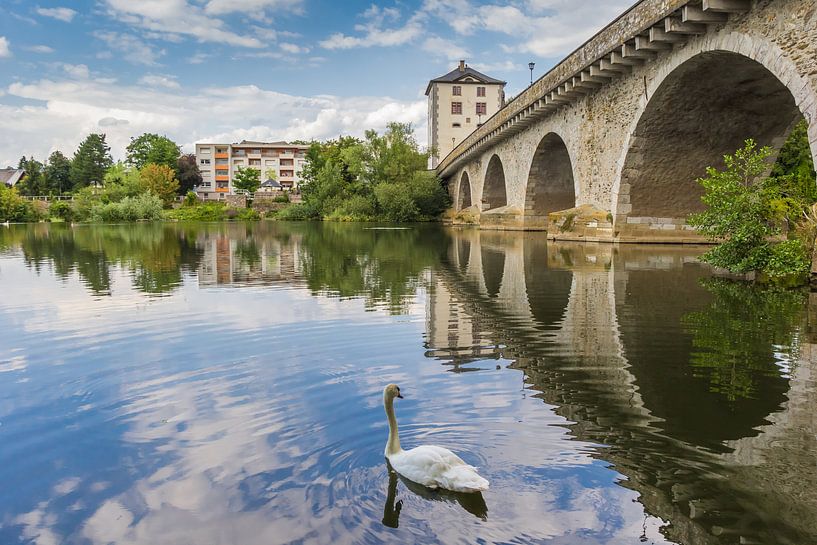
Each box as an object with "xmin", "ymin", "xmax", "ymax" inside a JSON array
[{"xmin": 440, "ymin": 0, "xmax": 817, "ymax": 242}]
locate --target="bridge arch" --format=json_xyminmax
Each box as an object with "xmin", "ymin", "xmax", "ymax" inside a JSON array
[
  {"xmin": 524, "ymin": 133, "xmax": 576, "ymax": 218},
  {"xmin": 482, "ymin": 154, "xmax": 507, "ymax": 211},
  {"xmin": 614, "ymin": 34, "xmax": 816, "ymax": 226},
  {"xmin": 456, "ymin": 172, "xmax": 472, "ymax": 210}
]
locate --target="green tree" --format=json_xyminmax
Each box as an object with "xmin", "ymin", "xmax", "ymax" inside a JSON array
[
  {"xmin": 233, "ymin": 166, "xmax": 261, "ymax": 194},
  {"xmin": 140, "ymin": 163, "xmax": 179, "ymax": 206},
  {"xmin": 15, "ymin": 156, "xmax": 46, "ymax": 196},
  {"xmin": 70, "ymin": 133, "xmax": 113, "ymax": 189},
  {"xmin": 176, "ymin": 153, "xmax": 202, "ymax": 194},
  {"xmin": 102, "ymin": 162, "xmax": 144, "ymax": 202},
  {"xmin": 688, "ymin": 139, "xmax": 811, "ymax": 282},
  {"xmin": 44, "ymin": 151, "xmax": 72, "ymax": 194},
  {"xmin": 126, "ymin": 133, "xmax": 181, "ymax": 170}
]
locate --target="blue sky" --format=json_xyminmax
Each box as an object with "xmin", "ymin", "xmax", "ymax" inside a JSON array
[{"xmin": 0, "ymin": 0, "xmax": 632, "ymax": 167}]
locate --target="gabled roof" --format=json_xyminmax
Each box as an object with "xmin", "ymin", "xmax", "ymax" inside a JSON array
[
  {"xmin": 261, "ymin": 179, "xmax": 282, "ymax": 188},
  {"xmin": 0, "ymin": 168, "xmax": 24, "ymax": 187},
  {"xmin": 425, "ymin": 66, "xmax": 506, "ymax": 95}
]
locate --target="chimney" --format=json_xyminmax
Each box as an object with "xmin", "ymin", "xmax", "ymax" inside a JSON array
[{"xmin": 458, "ymin": 60, "xmax": 465, "ymax": 72}]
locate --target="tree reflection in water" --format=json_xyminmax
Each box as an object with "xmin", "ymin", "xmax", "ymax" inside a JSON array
[{"xmin": 683, "ymin": 279, "xmax": 806, "ymax": 401}]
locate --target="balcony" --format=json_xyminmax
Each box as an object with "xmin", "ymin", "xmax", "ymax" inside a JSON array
[
  {"xmin": 215, "ymin": 187, "xmax": 230, "ymax": 193},
  {"xmin": 215, "ymin": 153, "xmax": 229, "ymax": 159},
  {"xmin": 215, "ymin": 175, "xmax": 229, "ymax": 181}
]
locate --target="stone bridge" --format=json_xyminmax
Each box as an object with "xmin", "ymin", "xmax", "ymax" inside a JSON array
[
  {"xmin": 438, "ymin": 0, "xmax": 817, "ymax": 242},
  {"xmin": 425, "ymin": 230, "xmax": 817, "ymax": 544}
]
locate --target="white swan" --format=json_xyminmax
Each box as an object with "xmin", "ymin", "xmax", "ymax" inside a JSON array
[{"xmin": 383, "ymin": 384, "xmax": 489, "ymax": 493}]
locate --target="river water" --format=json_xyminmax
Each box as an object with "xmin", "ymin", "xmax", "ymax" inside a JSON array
[{"xmin": 0, "ymin": 222, "xmax": 815, "ymax": 545}]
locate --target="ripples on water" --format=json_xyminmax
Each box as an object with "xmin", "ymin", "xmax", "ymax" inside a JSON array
[{"xmin": 0, "ymin": 222, "xmax": 815, "ymax": 545}]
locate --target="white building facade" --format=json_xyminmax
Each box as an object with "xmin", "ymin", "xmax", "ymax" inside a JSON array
[
  {"xmin": 194, "ymin": 141, "xmax": 309, "ymax": 200},
  {"xmin": 426, "ymin": 61, "xmax": 506, "ymax": 169}
]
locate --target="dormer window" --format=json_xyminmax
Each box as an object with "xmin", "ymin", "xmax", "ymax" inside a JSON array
[{"xmin": 452, "ymin": 86, "xmax": 462, "ymax": 96}]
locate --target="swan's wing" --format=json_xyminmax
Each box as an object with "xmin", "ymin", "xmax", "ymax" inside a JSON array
[
  {"xmin": 391, "ymin": 445, "xmax": 488, "ymax": 492},
  {"xmin": 440, "ymin": 464, "xmax": 490, "ymax": 493}
]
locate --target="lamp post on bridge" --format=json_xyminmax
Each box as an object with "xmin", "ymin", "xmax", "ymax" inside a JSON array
[{"xmin": 528, "ymin": 62, "xmax": 535, "ymax": 86}]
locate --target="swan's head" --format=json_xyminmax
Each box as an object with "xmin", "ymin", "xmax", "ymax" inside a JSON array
[{"xmin": 383, "ymin": 383, "xmax": 403, "ymax": 401}]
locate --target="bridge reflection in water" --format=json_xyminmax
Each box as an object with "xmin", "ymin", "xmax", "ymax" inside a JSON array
[{"xmin": 425, "ymin": 228, "xmax": 817, "ymax": 545}]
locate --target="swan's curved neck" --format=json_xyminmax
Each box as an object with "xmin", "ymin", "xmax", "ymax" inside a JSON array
[{"xmin": 384, "ymin": 394, "xmax": 402, "ymax": 456}]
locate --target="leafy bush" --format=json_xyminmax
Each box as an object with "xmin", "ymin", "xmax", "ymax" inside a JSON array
[
  {"xmin": 276, "ymin": 202, "xmax": 321, "ymax": 221},
  {"xmin": 235, "ymin": 207, "xmax": 261, "ymax": 221},
  {"xmin": 164, "ymin": 202, "xmax": 226, "ymax": 221},
  {"xmin": 89, "ymin": 193, "xmax": 164, "ymax": 222},
  {"xmin": 374, "ymin": 183, "xmax": 419, "ymax": 222},
  {"xmin": 406, "ymin": 171, "xmax": 450, "ymax": 219},
  {"xmin": 184, "ymin": 191, "xmax": 198, "ymax": 206},
  {"xmin": 49, "ymin": 200, "xmax": 73, "ymax": 222},
  {"xmin": 688, "ymin": 138, "xmax": 817, "ymax": 284},
  {"xmin": 273, "ymin": 193, "xmax": 290, "ymax": 203},
  {"xmin": 326, "ymin": 194, "xmax": 377, "ymax": 221},
  {"xmin": 0, "ymin": 185, "xmax": 41, "ymax": 222}
]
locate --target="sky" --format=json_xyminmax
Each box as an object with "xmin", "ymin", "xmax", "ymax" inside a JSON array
[{"xmin": 0, "ymin": 0, "xmax": 633, "ymax": 167}]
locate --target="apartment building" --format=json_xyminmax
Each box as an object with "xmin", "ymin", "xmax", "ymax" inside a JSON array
[
  {"xmin": 426, "ymin": 61, "xmax": 506, "ymax": 169},
  {"xmin": 194, "ymin": 140, "xmax": 310, "ymax": 200}
]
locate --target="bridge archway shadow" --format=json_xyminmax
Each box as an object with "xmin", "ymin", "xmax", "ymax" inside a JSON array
[
  {"xmin": 457, "ymin": 172, "xmax": 472, "ymax": 210},
  {"xmin": 619, "ymin": 50, "xmax": 807, "ymax": 235},
  {"xmin": 524, "ymin": 133, "xmax": 576, "ymax": 225},
  {"xmin": 482, "ymin": 154, "xmax": 507, "ymax": 211}
]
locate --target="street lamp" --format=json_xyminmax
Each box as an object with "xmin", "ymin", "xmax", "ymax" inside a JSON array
[{"xmin": 528, "ymin": 62, "xmax": 535, "ymax": 86}]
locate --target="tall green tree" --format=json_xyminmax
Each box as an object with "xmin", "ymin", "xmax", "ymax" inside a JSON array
[
  {"xmin": 44, "ymin": 150, "xmax": 72, "ymax": 194},
  {"xmin": 126, "ymin": 133, "xmax": 181, "ymax": 170},
  {"xmin": 176, "ymin": 153, "xmax": 202, "ymax": 194},
  {"xmin": 233, "ymin": 166, "xmax": 261, "ymax": 194},
  {"xmin": 70, "ymin": 133, "xmax": 113, "ymax": 189},
  {"xmin": 16, "ymin": 156, "xmax": 46, "ymax": 196}
]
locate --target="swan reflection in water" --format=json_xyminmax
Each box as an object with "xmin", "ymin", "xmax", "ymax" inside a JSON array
[{"xmin": 382, "ymin": 463, "xmax": 488, "ymax": 528}]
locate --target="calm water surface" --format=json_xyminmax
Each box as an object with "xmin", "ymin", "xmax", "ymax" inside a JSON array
[{"xmin": 0, "ymin": 222, "xmax": 815, "ymax": 545}]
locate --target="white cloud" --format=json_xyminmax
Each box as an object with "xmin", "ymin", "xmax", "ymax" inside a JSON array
[
  {"xmin": 438, "ymin": 0, "xmax": 632, "ymax": 58},
  {"xmin": 61, "ymin": 63, "xmax": 90, "ymax": 79},
  {"xmin": 204, "ymin": 0, "xmax": 303, "ymax": 15},
  {"xmin": 102, "ymin": 0, "xmax": 266, "ymax": 48},
  {"xmin": 93, "ymin": 31, "xmax": 164, "ymax": 65},
  {"xmin": 279, "ymin": 42, "xmax": 309, "ymax": 54},
  {"xmin": 320, "ymin": 8, "xmax": 425, "ymax": 50},
  {"xmin": 35, "ymin": 6, "xmax": 77, "ymax": 22},
  {"xmin": 138, "ymin": 73, "xmax": 180, "ymax": 89},
  {"xmin": 0, "ymin": 37, "xmax": 11, "ymax": 58},
  {"xmin": 1, "ymin": 76, "xmax": 427, "ymax": 168},
  {"xmin": 25, "ymin": 45, "xmax": 55, "ymax": 54},
  {"xmin": 421, "ymin": 37, "xmax": 469, "ymax": 61}
]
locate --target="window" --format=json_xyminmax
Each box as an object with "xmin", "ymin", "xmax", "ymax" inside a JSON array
[
  {"xmin": 476, "ymin": 102, "xmax": 487, "ymax": 115},
  {"xmin": 249, "ymin": 159, "xmax": 261, "ymax": 166},
  {"xmin": 265, "ymin": 160, "xmax": 275, "ymax": 166},
  {"xmin": 200, "ymin": 158, "xmax": 211, "ymax": 165},
  {"xmin": 451, "ymin": 102, "xmax": 462, "ymax": 114},
  {"xmin": 477, "ymin": 86, "xmax": 486, "ymax": 97},
  {"xmin": 199, "ymin": 148, "xmax": 211, "ymax": 154},
  {"xmin": 452, "ymin": 85, "xmax": 461, "ymax": 96},
  {"xmin": 452, "ymin": 122, "xmax": 461, "ymax": 128}
]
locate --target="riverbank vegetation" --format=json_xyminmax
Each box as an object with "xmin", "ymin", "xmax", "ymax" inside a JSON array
[
  {"xmin": 689, "ymin": 121, "xmax": 817, "ymax": 285},
  {"xmin": 1, "ymin": 132, "xmax": 204, "ymax": 223},
  {"xmin": 277, "ymin": 123, "xmax": 448, "ymax": 222}
]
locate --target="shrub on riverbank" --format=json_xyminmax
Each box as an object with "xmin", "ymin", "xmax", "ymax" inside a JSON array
[
  {"xmin": 164, "ymin": 201, "xmax": 260, "ymax": 221},
  {"xmin": 689, "ymin": 133, "xmax": 817, "ymax": 285},
  {"xmin": 0, "ymin": 185, "xmax": 42, "ymax": 222},
  {"xmin": 89, "ymin": 194, "xmax": 164, "ymax": 222}
]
